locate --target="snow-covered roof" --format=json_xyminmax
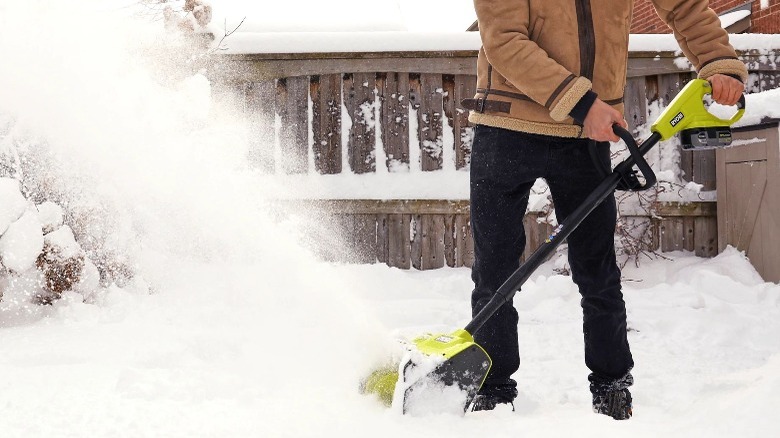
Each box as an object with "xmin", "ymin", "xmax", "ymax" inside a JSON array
[
  {"xmin": 210, "ymin": 0, "xmax": 477, "ymax": 33},
  {"xmin": 217, "ymin": 32, "xmax": 780, "ymax": 55},
  {"xmin": 628, "ymin": 33, "xmax": 780, "ymax": 52},
  {"xmin": 217, "ymin": 31, "xmax": 481, "ymax": 54},
  {"xmin": 720, "ymin": 9, "xmax": 751, "ymax": 29}
]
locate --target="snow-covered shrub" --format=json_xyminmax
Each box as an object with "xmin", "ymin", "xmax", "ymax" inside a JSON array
[
  {"xmin": 35, "ymin": 225, "xmax": 85, "ymax": 303},
  {"xmin": 0, "ymin": 172, "xmax": 128, "ymax": 305}
]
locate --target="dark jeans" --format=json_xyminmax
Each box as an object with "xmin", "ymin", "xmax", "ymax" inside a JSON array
[{"xmin": 469, "ymin": 125, "xmax": 634, "ymax": 400}]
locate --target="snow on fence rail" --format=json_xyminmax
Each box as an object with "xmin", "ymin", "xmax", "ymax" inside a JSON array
[{"xmin": 207, "ymin": 48, "xmax": 779, "ymax": 270}]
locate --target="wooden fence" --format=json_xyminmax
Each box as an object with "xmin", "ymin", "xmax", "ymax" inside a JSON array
[{"xmin": 209, "ymin": 49, "xmax": 779, "ymax": 269}]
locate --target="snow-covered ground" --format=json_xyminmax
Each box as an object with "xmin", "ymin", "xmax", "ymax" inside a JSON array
[
  {"xmin": 0, "ymin": 2, "xmax": 779, "ymax": 437},
  {"xmin": 1, "ymin": 248, "xmax": 779, "ymax": 437}
]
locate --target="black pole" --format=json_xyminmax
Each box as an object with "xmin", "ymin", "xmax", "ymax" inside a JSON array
[{"xmin": 465, "ymin": 130, "xmax": 663, "ymax": 336}]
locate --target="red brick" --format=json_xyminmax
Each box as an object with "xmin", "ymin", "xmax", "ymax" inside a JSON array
[{"xmin": 632, "ymin": 0, "xmax": 780, "ymax": 34}]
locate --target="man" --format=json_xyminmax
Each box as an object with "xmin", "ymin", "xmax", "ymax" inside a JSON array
[{"xmin": 461, "ymin": 0, "xmax": 746, "ymax": 420}]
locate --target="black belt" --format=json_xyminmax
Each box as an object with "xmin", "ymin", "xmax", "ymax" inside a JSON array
[{"xmin": 460, "ymin": 98, "xmax": 512, "ymax": 114}]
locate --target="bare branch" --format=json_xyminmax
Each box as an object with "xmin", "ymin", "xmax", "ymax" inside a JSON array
[{"xmin": 212, "ymin": 16, "xmax": 246, "ymax": 53}]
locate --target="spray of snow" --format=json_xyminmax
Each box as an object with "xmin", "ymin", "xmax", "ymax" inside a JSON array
[{"xmin": 0, "ymin": 3, "xmax": 396, "ymax": 434}]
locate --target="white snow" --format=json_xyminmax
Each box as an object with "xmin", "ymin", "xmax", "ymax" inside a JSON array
[
  {"xmin": 0, "ymin": 2, "xmax": 778, "ymax": 437},
  {"xmin": 218, "ymin": 31, "xmax": 482, "ymax": 54},
  {"xmin": 208, "ymin": 0, "xmax": 476, "ymax": 33},
  {"xmin": 730, "ymin": 88, "xmax": 780, "ymax": 126},
  {"xmin": 719, "ymin": 10, "xmax": 751, "ymax": 29},
  {"xmin": 218, "ymin": 32, "xmax": 780, "ymax": 55},
  {"xmin": 629, "ymin": 33, "xmax": 780, "ymax": 53},
  {"xmin": 36, "ymin": 201, "xmax": 65, "ymax": 235},
  {"xmin": 0, "ymin": 207, "xmax": 44, "ymax": 273},
  {"xmin": 44, "ymin": 225, "xmax": 82, "ymax": 260},
  {"xmin": 0, "ymin": 178, "xmax": 29, "ymax": 235}
]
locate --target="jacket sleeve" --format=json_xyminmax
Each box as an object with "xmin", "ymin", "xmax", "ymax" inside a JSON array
[
  {"xmin": 474, "ymin": 0, "xmax": 592, "ymax": 121},
  {"xmin": 651, "ymin": 0, "xmax": 748, "ymax": 82}
]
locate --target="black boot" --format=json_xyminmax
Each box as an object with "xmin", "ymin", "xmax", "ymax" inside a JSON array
[
  {"xmin": 592, "ymin": 388, "xmax": 632, "ymax": 420},
  {"xmin": 589, "ymin": 372, "xmax": 633, "ymax": 420},
  {"xmin": 470, "ymin": 393, "xmax": 515, "ymax": 412},
  {"xmin": 470, "ymin": 381, "xmax": 517, "ymax": 412}
]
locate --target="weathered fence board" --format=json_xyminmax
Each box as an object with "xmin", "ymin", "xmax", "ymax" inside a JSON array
[
  {"xmin": 694, "ymin": 216, "xmax": 718, "ymax": 257},
  {"xmin": 455, "ymin": 214, "xmax": 473, "ymax": 267},
  {"xmin": 624, "ymin": 76, "xmax": 647, "ymax": 132},
  {"xmin": 376, "ymin": 213, "xmax": 389, "ymax": 264},
  {"xmin": 661, "ymin": 217, "xmax": 688, "ymax": 252},
  {"xmin": 388, "ymin": 214, "xmax": 411, "ymax": 269},
  {"xmin": 682, "ymin": 216, "xmax": 695, "ymax": 252},
  {"xmin": 444, "ymin": 214, "xmax": 456, "ymax": 267},
  {"xmin": 276, "ymin": 77, "xmax": 309, "ymax": 173},
  {"xmin": 421, "ymin": 215, "xmax": 446, "ymax": 269},
  {"xmin": 344, "ymin": 72, "xmax": 376, "ymax": 174},
  {"xmin": 378, "ymin": 72, "xmax": 410, "ymax": 170},
  {"xmin": 453, "ymin": 74, "xmax": 476, "ymax": 170},
  {"xmin": 690, "ymin": 149, "xmax": 717, "ymax": 191},
  {"xmin": 418, "ymin": 73, "xmax": 444, "ymax": 171},
  {"xmin": 311, "ymin": 74, "xmax": 342, "ymax": 174}
]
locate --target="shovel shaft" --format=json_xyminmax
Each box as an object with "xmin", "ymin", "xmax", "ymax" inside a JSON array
[{"xmin": 464, "ymin": 130, "xmax": 662, "ymax": 336}]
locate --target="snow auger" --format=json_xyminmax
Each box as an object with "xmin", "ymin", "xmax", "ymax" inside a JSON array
[{"xmin": 359, "ymin": 78, "xmax": 745, "ymax": 414}]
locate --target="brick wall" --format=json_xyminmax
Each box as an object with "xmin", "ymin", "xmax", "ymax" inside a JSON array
[
  {"xmin": 753, "ymin": 1, "xmax": 780, "ymax": 31},
  {"xmin": 631, "ymin": 0, "xmax": 780, "ymax": 34}
]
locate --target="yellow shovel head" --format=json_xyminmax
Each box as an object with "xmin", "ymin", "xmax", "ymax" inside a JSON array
[{"xmin": 360, "ymin": 329, "xmax": 491, "ymax": 414}]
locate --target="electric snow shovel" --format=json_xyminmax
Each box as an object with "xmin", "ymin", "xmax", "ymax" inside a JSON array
[{"xmin": 360, "ymin": 78, "xmax": 745, "ymax": 414}]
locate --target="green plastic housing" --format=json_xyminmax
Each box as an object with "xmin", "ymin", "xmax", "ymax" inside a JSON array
[{"xmin": 650, "ymin": 78, "xmax": 745, "ymax": 141}]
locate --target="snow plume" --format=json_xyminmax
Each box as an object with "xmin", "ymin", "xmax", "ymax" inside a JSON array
[
  {"xmin": 0, "ymin": 1, "xmax": 277, "ymax": 267},
  {"xmin": 0, "ymin": 2, "xmax": 391, "ymax": 429}
]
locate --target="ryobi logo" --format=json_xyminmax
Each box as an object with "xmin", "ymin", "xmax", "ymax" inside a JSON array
[{"xmin": 670, "ymin": 112, "xmax": 685, "ymax": 127}]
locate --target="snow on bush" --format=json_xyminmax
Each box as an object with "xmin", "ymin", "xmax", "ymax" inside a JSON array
[
  {"xmin": 36, "ymin": 201, "xmax": 64, "ymax": 235},
  {"xmin": 0, "ymin": 175, "xmax": 104, "ymax": 305},
  {"xmin": 0, "ymin": 178, "xmax": 28, "ymax": 235},
  {"xmin": 35, "ymin": 225, "xmax": 85, "ymax": 302},
  {"xmin": 0, "ymin": 207, "xmax": 44, "ymax": 273}
]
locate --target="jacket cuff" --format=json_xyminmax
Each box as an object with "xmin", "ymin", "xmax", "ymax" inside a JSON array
[
  {"xmin": 569, "ymin": 90, "xmax": 598, "ymax": 125},
  {"xmin": 698, "ymin": 57, "xmax": 749, "ymax": 83},
  {"xmin": 549, "ymin": 77, "xmax": 592, "ymax": 122}
]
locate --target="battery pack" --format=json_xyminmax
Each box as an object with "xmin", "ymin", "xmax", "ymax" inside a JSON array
[{"xmin": 679, "ymin": 127, "xmax": 733, "ymax": 149}]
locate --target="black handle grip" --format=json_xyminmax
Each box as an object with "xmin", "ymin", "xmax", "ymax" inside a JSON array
[
  {"xmin": 737, "ymin": 94, "xmax": 746, "ymax": 110},
  {"xmin": 612, "ymin": 125, "xmax": 657, "ymax": 191}
]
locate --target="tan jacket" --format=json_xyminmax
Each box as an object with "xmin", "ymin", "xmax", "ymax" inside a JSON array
[{"xmin": 466, "ymin": 0, "xmax": 749, "ymax": 138}]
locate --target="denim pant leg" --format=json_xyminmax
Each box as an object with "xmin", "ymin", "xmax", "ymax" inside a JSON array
[
  {"xmin": 544, "ymin": 140, "xmax": 634, "ymax": 389},
  {"xmin": 469, "ymin": 126, "xmax": 546, "ymax": 397}
]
